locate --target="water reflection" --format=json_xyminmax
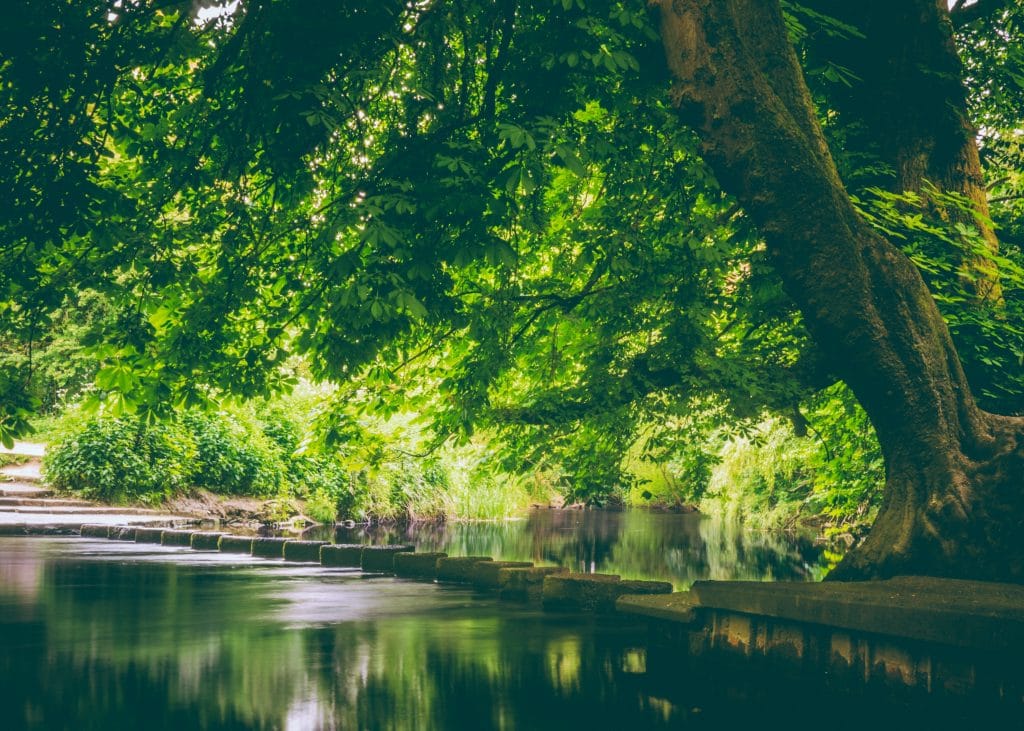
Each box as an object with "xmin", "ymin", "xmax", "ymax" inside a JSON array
[
  {"xmin": 309, "ymin": 509, "xmax": 828, "ymax": 587},
  {"xmin": 0, "ymin": 538, "xmax": 687, "ymax": 730}
]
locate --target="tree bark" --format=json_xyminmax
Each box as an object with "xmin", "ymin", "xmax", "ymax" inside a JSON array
[
  {"xmin": 806, "ymin": 0, "xmax": 1002, "ymax": 302},
  {"xmin": 652, "ymin": 0, "xmax": 1024, "ymax": 582}
]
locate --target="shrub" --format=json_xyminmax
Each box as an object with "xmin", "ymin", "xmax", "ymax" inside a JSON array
[
  {"xmin": 44, "ymin": 417, "xmax": 194, "ymax": 503},
  {"xmin": 182, "ymin": 411, "xmax": 282, "ymax": 496},
  {"xmin": 304, "ymin": 486, "xmax": 338, "ymax": 524}
]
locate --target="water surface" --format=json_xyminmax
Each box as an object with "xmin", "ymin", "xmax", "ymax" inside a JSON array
[{"xmin": 315, "ymin": 509, "xmax": 828, "ymax": 588}]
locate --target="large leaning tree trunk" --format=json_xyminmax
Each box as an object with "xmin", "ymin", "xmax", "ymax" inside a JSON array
[
  {"xmin": 652, "ymin": 0, "xmax": 1024, "ymax": 582},
  {"xmin": 806, "ymin": 0, "xmax": 1002, "ymax": 303}
]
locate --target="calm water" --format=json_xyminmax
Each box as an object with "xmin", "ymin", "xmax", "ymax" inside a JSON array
[
  {"xmin": 0, "ymin": 512, "xmax": 836, "ymax": 730},
  {"xmin": 311, "ymin": 509, "xmax": 829, "ymax": 588}
]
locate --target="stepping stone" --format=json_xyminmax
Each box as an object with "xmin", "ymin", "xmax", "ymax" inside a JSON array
[
  {"xmin": 190, "ymin": 532, "xmax": 226, "ymax": 551},
  {"xmin": 436, "ymin": 556, "xmax": 493, "ymax": 583},
  {"xmin": 251, "ymin": 537, "xmax": 288, "ymax": 558},
  {"xmin": 542, "ymin": 573, "xmax": 672, "ymax": 613},
  {"xmin": 219, "ymin": 535, "xmax": 254, "ymax": 553},
  {"xmin": 361, "ymin": 545, "xmax": 415, "ymax": 572},
  {"xmin": 161, "ymin": 529, "xmax": 195, "ymax": 547},
  {"xmin": 320, "ymin": 544, "xmax": 365, "ymax": 568},
  {"xmin": 134, "ymin": 527, "xmax": 166, "ymax": 544},
  {"xmin": 283, "ymin": 540, "xmax": 328, "ymax": 562},
  {"xmin": 108, "ymin": 526, "xmax": 137, "ymax": 541},
  {"xmin": 394, "ymin": 552, "xmax": 447, "ymax": 579},
  {"xmin": 471, "ymin": 561, "xmax": 534, "ymax": 588},
  {"xmin": 498, "ymin": 566, "xmax": 568, "ymax": 601},
  {"xmin": 80, "ymin": 524, "xmax": 110, "ymax": 538}
]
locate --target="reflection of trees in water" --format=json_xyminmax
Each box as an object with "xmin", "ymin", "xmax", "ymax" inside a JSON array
[
  {"xmin": 306, "ymin": 613, "xmax": 680, "ymax": 730},
  {"xmin": 0, "ymin": 545, "xmax": 684, "ymax": 729},
  {"xmin": 330, "ymin": 509, "xmax": 827, "ymax": 588}
]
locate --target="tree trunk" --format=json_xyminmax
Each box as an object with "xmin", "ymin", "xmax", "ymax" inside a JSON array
[
  {"xmin": 805, "ymin": 0, "xmax": 1002, "ymax": 302},
  {"xmin": 652, "ymin": 0, "xmax": 1024, "ymax": 582}
]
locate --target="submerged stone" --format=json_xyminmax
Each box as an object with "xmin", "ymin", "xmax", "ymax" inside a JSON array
[
  {"xmin": 497, "ymin": 566, "xmax": 568, "ymax": 601},
  {"xmin": 436, "ymin": 556, "xmax": 493, "ymax": 583},
  {"xmin": 283, "ymin": 540, "xmax": 328, "ymax": 562},
  {"xmin": 251, "ymin": 537, "xmax": 288, "ymax": 558},
  {"xmin": 320, "ymin": 544, "xmax": 364, "ymax": 568},
  {"xmin": 471, "ymin": 560, "xmax": 534, "ymax": 588},
  {"xmin": 79, "ymin": 524, "xmax": 109, "ymax": 538},
  {"xmin": 161, "ymin": 529, "xmax": 195, "ymax": 547},
  {"xmin": 393, "ymin": 552, "xmax": 447, "ymax": 579},
  {"xmin": 190, "ymin": 532, "xmax": 226, "ymax": 551},
  {"xmin": 134, "ymin": 527, "xmax": 165, "ymax": 544},
  {"xmin": 218, "ymin": 535, "xmax": 255, "ymax": 553},
  {"xmin": 361, "ymin": 544, "xmax": 415, "ymax": 572}
]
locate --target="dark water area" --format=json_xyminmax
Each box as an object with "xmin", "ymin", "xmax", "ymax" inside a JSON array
[
  {"xmin": 0, "ymin": 537, "xmax": 685, "ymax": 730},
  {"xmin": 0, "ymin": 527, "xmax": 998, "ymax": 730},
  {"xmin": 306, "ymin": 509, "xmax": 830, "ymax": 588}
]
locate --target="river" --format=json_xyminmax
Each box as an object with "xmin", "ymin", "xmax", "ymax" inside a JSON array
[{"xmin": 0, "ymin": 510, "xmax": 831, "ymax": 730}]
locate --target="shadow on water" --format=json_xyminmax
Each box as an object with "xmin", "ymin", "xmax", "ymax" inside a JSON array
[{"xmin": 306, "ymin": 508, "xmax": 829, "ymax": 587}]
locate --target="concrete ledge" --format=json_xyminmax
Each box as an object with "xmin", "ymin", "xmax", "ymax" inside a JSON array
[
  {"xmin": 251, "ymin": 537, "xmax": 288, "ymax": 558},
  {"xmin": 394, "ymin": 552, "xmax": 447, "ymax": 578},
  {"xmin": 361, "ymin": 545, "xmax": 415, "ymax": 572},
  {"xmin": 161, "ymin": 529, "xmax": 195, "ymax": 547},
  {"xmin": 190, "ymin": 532, "xmax": 225, "ymax": 550},
  {"xmin": 218, "ymin": 535, "xmax": 254, "ymax": 553},
  {"xmin": 616, "ymin": 591, "xmax": 701, "ymax": 623},
  {"xmin": 471, "ymin": 561, "xmax": 534, "ymax": 588},
  {"xmin": 320, "ymin": 544, "xmax": 364, "ymax": 568},
  {"xmin": 283, "ymin": 540, "xmax": 327, "ymax": 562},
  {"xmin": 134, "ymin": 527, "xmax": 165, "ymax": 544},
  {"xmin": 108, "ymin": 525, "xmax": 137, "ymax": 541},
  {"xmin": 436, "ymin": 556, "xmax": 493, "ymax": 583},
  {"xmin": 80, "ymin": 524, "xmax": 109, "ymax": 538},
  {"xmin": 689, "ymin": 576, "xmax": 1024, "ymax": 652}
]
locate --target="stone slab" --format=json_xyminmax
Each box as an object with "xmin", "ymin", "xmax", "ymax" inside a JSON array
[
  {"xmin": 470, "ymin": 561, "xmax": 534, "ymax": 588},
  {"xmin": 543, "ymin": 573, "xmax": 638, "ymax": 612},
  {"xmin": 134, "ymin": 527, "xmax": 165, "ymax": 544},
  {"xmin": 497, "ymin": 566, "xmax": 568, "ymax": 601},
  {"xmin": 190, "ymin": 532, "xmax": 225, "ymax": 551},
  {"xmin": 283, "ymin": 540, "xmax": 328, "ymax": 562},
  {"xmin": 320, "ymin": 544, "xmax": 364, "ymax": 568},
  {"xmin": 361, "ymin": 544, "xmax": 415, "ymax": 572},
  {"xmin": 689, "ymin": 576, "xmax": 1024, "ymax": 652},
  {"xmin": 615, "ymin": 591, "xmax": 701, "ymax": 623},
  {"xmin": 393, "ymin": 552, "xmax": 447, "ymax": 578},
  {"xmin": 0, "ymin": 523, "xmax": 79, "ymax": 536},
  {"xmin": 251, "ymin": 537, "xmax": 288, "ymax": 558},
  {"xmin": 108, "ymin": 525, "xmax": 137, "ymax": 541},
  {"xmin": 436, "ymin": 556, "xmax": 493, "ymax": 583},
  {"xmin": 219, "ymin": 535, "xmax": 255, "ymax": 553},
  {"xmin": 79, "ymin": 524, "xmax": 109, "ymax": 538},
  {"xmin": 161, "ymin": 529, "xmax": 195, "ymax": 546}
]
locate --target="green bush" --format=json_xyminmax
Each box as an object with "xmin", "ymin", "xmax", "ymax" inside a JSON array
[
  {"xmin": 182, "ymin": 411, "xmax": 281, "ymax": 496},
  {"xmin": 44, "ymin": 417, "xmax": 194, "ymax": 503}
]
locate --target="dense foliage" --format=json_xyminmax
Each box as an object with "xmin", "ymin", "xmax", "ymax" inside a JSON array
[{"xmin": 4, "ymin": 2, "xmax": 1023, "ymax": 532}]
